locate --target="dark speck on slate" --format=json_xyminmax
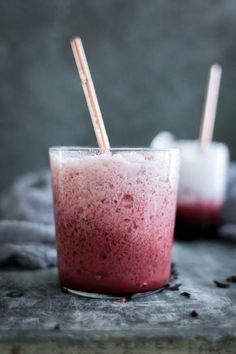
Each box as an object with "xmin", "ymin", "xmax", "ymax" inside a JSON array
[
  {"xmin": 6, "ymin": 290, "xmax": 24, "ymax": 298},
  {"xmin": 226, "ymin": 275, "xmax": 236, "ymax": 283},
  {"xmin": 180, "ymin": 291, "xmax": 191, "ymax": 298},
  {"xmin": 54, "ymin": 324, "xmax": 61, "ymax": 330},
  {"xmin": 190, "ymin": 310, "xmax": 198, "ymax": 317},
  {"xmin": 214, "ymin": 280, "xmax": 230, "ymax": 288}
]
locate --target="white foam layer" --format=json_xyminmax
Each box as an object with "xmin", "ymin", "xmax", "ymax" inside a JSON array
[
  {"xmin": 177, "ymin": 141, "xmax": 229, "ymax": 203},
  {"xmin": 50, "ymin": 149, "xmax": 180, "ymax": 191},
  {"xmin": 151, "ymin": 132, "xmax": 229, "ymax": 203}
]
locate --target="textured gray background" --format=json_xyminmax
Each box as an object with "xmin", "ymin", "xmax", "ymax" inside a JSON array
[{"xmin": 0, "ymin": 0, "xmax": 236, "ymax": 192}]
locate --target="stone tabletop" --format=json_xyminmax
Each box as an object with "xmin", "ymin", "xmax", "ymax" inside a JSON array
[{"xmin": 0, "ymin": 240, "xmax": 236, "ymax": 354}]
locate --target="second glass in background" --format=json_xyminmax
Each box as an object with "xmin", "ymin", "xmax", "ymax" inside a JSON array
[{"xmin": 175, "ymin": 141, "xmax": 229, "ymax": 238}]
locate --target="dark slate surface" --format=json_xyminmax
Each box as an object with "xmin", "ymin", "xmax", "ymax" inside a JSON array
[
  {"xmin": 0, "ymin": 240, "xmax": 236, "ymax": 354},
  {"xmin": 1, "ymin": 0, "xmax": 236, "ymax": 193}
]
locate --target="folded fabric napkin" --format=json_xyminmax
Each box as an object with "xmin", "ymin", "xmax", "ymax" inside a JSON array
[
  {"xmin": 0, "ymin": 164, "xmax": 236, "ymax": 270},
  {"xmin": 0, "ymin": 171, "xmax": 56, "ymax": 268}
]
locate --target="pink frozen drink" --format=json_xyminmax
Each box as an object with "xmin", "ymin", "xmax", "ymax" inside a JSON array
[{"xmin": 50, "ymin": 148, "xmax": 179, "ymax": 294}]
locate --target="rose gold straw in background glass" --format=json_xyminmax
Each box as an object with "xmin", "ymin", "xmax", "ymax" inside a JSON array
[
  {"xmin": 199, "ymin": 64, "xmax": 222, "ymax": 150},
  {"xmin": 174, "ymin": 63, "xmax": 226, "ymax": 239},
  {"xmin": 70, "ymin": 37, "xmax": 110, "ymax": 151}
]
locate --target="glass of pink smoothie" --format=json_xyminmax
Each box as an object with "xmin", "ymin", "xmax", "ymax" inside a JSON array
[
  {"xmin": 49, "ymin": 147, "xmax": 179, "ymax": 295},
  {"xmin": 175, "ymin": 141, "xmax": 229, "ymax": 239}
]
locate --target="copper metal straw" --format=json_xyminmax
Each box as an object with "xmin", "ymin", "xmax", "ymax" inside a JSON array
[
  {"xmin": 199, "ymin": 64, "xmax": 222, "ymax": 150},
  {"xmin": 70, "ymin": 37, "xmax": 110, "ymax": 150}
]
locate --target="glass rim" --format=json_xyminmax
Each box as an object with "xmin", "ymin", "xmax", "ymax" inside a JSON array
[{"xmin": 49, "ymin": 146, "xmax": 179, "ymax": 153}]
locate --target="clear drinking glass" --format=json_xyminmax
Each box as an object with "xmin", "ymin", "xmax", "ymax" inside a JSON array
[{"xmin": 49, "ymin": 147, "xmax": 179, "ymax": 295}]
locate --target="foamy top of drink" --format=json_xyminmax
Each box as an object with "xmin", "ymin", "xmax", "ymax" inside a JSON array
[
  {"xmin": 50, "ymin": 149, "xmax": 179, "ymax": 190},
  {"xmin": 151, "ymin": 132, "xmax": 229, "ymax": 202},
  {"xmin": 177, "ymin": 140, "xmax": 229, "ymax": 202}
]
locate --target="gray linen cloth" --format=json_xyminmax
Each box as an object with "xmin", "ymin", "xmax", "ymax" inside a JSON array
[
  {"xmin": 0, "ymin": 164, "xmax": 235, "ymax": 270},
  {"xmin": 0, "ymin": 171, "xmax": 56, "ymax": 268}
]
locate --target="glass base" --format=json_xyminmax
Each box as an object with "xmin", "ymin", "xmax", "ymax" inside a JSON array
[
  {"xmin": 62, "ymin": 263, "xmax": 178, "ymax": 300},
  {"xmin": 63, "ymin": 285, "xmax": 168, "ymax": 300}
]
